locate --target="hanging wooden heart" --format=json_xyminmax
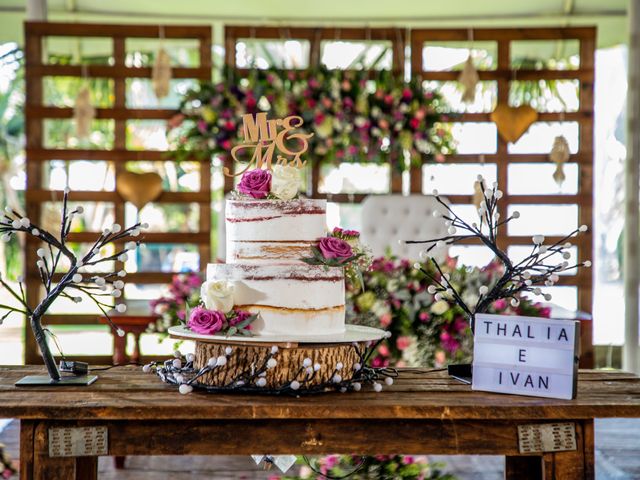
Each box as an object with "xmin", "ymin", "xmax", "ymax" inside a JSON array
[
  {"xmin": 116, "ymin": 171, "xmax": 163, "ymax": 209},
  {"xmin": 490, "ymin": 105, "xmax": 538, "ymax": 143}
]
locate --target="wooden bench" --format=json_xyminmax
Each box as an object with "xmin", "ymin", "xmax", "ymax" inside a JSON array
[{"xmin": 1, "ymin": 366, "xmax": 639, "ymax": 480}]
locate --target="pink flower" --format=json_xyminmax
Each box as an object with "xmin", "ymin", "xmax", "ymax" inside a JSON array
[
  {"xmin": 419, "ymin": 311, "xmax": 430, "ymax": 322},
  {"xmin": 402, "ymin": 455, "xmax": 415, "ymax": 464},
  {"xmin": 323, "ymin": 455, "xmax": 340, "ymax": 469},
  {"xmin": 168, "ymin": 113, "xmax": 185, "ymax": 129},
  {"xmin": 402, "ymin": 88, "xmax": 412, "ymax": 100},
  {"xmin": 188, "ymin": 306, "xmax": 225, "ymax": 334},
  {"xmin": 409, "ymin": 117, "xmax": 420, "ymax": 130},
  {"xmin": 396, "ymin": 336, "xmax": 412, "ymax": 351},
  {"xmin": 318, "ymin": 236, "xmax": 353, "ymax": 260},
  {"xmin": 493, "ymin": 299, "xmax": 507, "ymax": 311},
  {"xmin": 371, "ymin": 355, "xmax": 389, "ymax": 368},
  {"xmin": 378, "ymin": 344, "xmax": 390, "ymax": 357},
  {"xmin": 229, "ymin": 310, "xmax": 252, "ymax": 330},
  {"xmin": 197, "ymin": 119, "xmax": 207, "ymax": 134},
  {"xmin": 440, "ymin": 331, "xmax": 460, "ymax": 353},
  {"xmin": 238, "ymin": 169, "xmax": 272, "ymax": 199},
  {"xmin": 380, "ymin": 313, "xmax": 392, "ymax": 327}
]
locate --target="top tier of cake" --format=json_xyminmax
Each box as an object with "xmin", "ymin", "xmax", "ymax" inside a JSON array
[{"xmin": 226, "ymin": 198, "xmax": 327, "ymax": 264}]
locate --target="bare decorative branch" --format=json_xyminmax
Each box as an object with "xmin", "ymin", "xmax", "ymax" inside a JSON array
[
  {"xmin": 0, "ymin": 188, "xmax": 147, "ymax": 380},
  {"xmin": 405, "ymin": 175, "xmax": 591, "ymax": 332}
]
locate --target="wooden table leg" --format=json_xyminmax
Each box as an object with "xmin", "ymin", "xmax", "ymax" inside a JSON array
[
  {"xmin": 132, "ymin": 332, "xmax": 141, "ymax": 364},
  {"xmin": 19, "ymin": 420, "xmax": 35, "ymax": 480},
  {"xmin": 26, "ymin": 421, "xmax": 101, "ymax": 480},
  {"xmin": 33, "ymin": 422, "xmax": 75, "ymax": 480},
  {"xmin": 75, "ymin": 456, "xmax": 98, "ymax": 480},
  {"xmin": 540, "ymin": 420, "xmax": 595, "ymax": 480},
  {"xmin": 505, "ymin": 455, "xmax": 543, "ymax": 479},
  {"xmin": 113, "ymin": 331, "xmax": 128, "ymax": 365}
]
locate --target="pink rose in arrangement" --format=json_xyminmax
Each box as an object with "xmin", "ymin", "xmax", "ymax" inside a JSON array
[
  {"xmin": 188, "ymin": 306, "xmax": 225, "ymax": 335},
  {"xmin": 396, "ymin": 335, "xmax": 412, "ymax": 351},
  {"xmin": 318, "ymin": 236, "xmax": 353, "ymax": 260},
  {"xmin": 229, "ymin": 309, "xmax": 252, "ymax": 330},
  {"xmin": 237, "ymin": 169, "xmax": 272, "ymax": 199},
  {"xmin": 380, "ymin": 312, "xmax": 392, "ymax": 328}
]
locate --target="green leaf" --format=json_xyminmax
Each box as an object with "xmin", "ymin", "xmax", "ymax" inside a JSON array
[
  {"xmin": 226, "ymin": 326, "xmax": 238, "ymax": 337},
  {"xmin": 356, "ymin": 268, "xmax": 365, "ymax": 293}
]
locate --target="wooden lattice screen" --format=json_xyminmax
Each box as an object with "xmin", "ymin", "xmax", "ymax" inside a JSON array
[
  {"xmin": 23, "ymin": 22, "xmax": 212, "ymax": 365},
  {"xmin": 410, "ymin": 27, "xmax": 595, "ymax": 367},
  {"xmin": 224, "ymin": 26, "xmax": 595, "ymax": 366}
]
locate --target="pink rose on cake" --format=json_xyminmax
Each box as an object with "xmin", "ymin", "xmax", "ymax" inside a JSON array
[
  {"xmin": 200, "ymin": 280, "xmax": 235, "ymax": 313},
  {"xmin": 318, "ymin": 236, "xmax": 354, "ymax": 260},
  {"xmin": 238, "ymin": 169, "xmax": 271, "ymax": 199},
  {"xmin": 188, "ymin": 306, "xmax": 225, "ymax": 335}
]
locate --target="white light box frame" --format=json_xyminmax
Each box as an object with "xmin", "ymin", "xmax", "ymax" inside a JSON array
[{"xmin": 472, "ymin": 313, "xmax": 580, "ymax": 400}]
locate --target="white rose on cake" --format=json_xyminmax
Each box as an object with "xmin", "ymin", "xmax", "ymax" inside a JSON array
[
  {"xmin": 270, "ymin": 165, "xmax": 300, "ymax": 200},
  {"xmin": 200, "ymin": 280, "xmax": 235, "ymax": 313}
]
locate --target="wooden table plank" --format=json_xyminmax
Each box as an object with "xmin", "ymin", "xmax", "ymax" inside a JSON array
[{"xmin": 1, "ymin": 367, "xmax": 639, "ymax": 421}]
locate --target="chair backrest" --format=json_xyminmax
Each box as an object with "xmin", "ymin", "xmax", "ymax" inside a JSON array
[{"xmin": 360, "ymin": 194, "xmax": 450, "ymax": 261}]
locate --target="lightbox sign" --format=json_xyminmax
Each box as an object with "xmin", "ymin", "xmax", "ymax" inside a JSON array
[{"xmin": 472, "ymin": 313, "xmax": 580, "ymax": 400}]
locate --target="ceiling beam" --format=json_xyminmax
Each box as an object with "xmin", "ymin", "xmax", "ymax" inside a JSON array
[{"xmin": 0, "ymin": 5, "xmax": 627, "ymax": 24}]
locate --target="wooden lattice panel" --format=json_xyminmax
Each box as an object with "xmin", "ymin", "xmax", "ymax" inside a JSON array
[
  {"xmin": 23, "ymin": 22, "xmax": 212, "ymax": 364},
  {"xmin": 410, "ymin": 27, "xmax": 595, "ymax": 366}
]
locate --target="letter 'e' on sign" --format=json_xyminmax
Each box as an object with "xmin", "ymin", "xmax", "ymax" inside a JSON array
[{"xmin": 472, "ymin": 313, "xmax": 579, "ymax": 400}]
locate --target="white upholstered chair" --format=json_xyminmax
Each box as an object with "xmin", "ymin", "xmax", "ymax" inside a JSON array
[{"xmin": 360, "ymin": 194, "xmax": 450, "ymax": 261}]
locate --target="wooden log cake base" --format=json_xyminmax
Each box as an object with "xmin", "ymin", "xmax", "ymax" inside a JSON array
[{"xmin": 193, "ymin": 340, "xmax": 367, "ymax": 389}]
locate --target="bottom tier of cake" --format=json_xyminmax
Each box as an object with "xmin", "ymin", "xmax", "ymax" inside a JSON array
[{"xmin": 207, "ymin": 263, "xmax": 346, "ymax": 336}]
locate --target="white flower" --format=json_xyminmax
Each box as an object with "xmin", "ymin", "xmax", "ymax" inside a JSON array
[
  {"xmin": 430, "ymin": 299, "xmax": 449, "ymax": 315},
  {"xmin": 200, "ymin": 280, "xmax": 235, "ymax": 313},
  {"xmin": 270, "ymin": 165, "xmax": 300, "ymax": 200}
]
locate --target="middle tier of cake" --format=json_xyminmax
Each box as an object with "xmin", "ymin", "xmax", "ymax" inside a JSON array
[{"xmin": 207, "ymin": 263, "xmax": 346, "ymax": 336}]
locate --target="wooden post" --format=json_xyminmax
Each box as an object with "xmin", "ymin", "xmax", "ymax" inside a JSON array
[{"xmin": 625, "ymin": 0, "xmax": 640, "ymax": 374}]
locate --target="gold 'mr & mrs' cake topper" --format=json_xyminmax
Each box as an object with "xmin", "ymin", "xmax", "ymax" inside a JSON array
[{"xmin": 223, "ymin": 113, "xmax": 314, "ymax": 177}]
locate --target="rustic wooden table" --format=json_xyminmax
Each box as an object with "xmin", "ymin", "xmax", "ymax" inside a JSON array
[{"xmin": 1, "ymin": 367, "xmax": 639, "ymax": 480}]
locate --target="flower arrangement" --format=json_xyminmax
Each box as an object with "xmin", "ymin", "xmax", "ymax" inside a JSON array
[
  {"xmin": 168, "ymin": 68, "xmax": 456, "ymax": 171},
  {"xmin": 0, "ymin": 443, "xmax": 16, "ymax": 479},
  {"xmin": 276, "ymin": 454, "xmax": 455, "ymax": 480},
  {"xmin": 235, "ymin": 165, "xmax": 302, "ymax": 200},
  {"xmin": 301, "ymin": 227, "xmax": 373, "ymax": 291},
  {"xmin": 148, "ymin": 272, "xmax": 202, "ymax": 335},
  {"xmin": 186, "ymin": 280, "xmax": 257, "ymax": 337},
  {"xmin": 149, "ymin": 274, "xmax": 256, "ymax": 337},
  {"xmin": 347, "ymin": 254, "xmax": 550, "ymax": 368}
]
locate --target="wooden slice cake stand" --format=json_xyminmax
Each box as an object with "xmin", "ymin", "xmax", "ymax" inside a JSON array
[{"xmin": 168, "ymin": 325, "xmax": 386, "ymax": 390}]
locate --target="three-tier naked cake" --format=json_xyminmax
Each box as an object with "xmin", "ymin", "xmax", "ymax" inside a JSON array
[
  {"xmin": 209, "ymin": 198, "xmax": 346, "ymax": 336},
  {"xmin": 164, "ymin": 113, "xmax": 386, "ymax": 393}
]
